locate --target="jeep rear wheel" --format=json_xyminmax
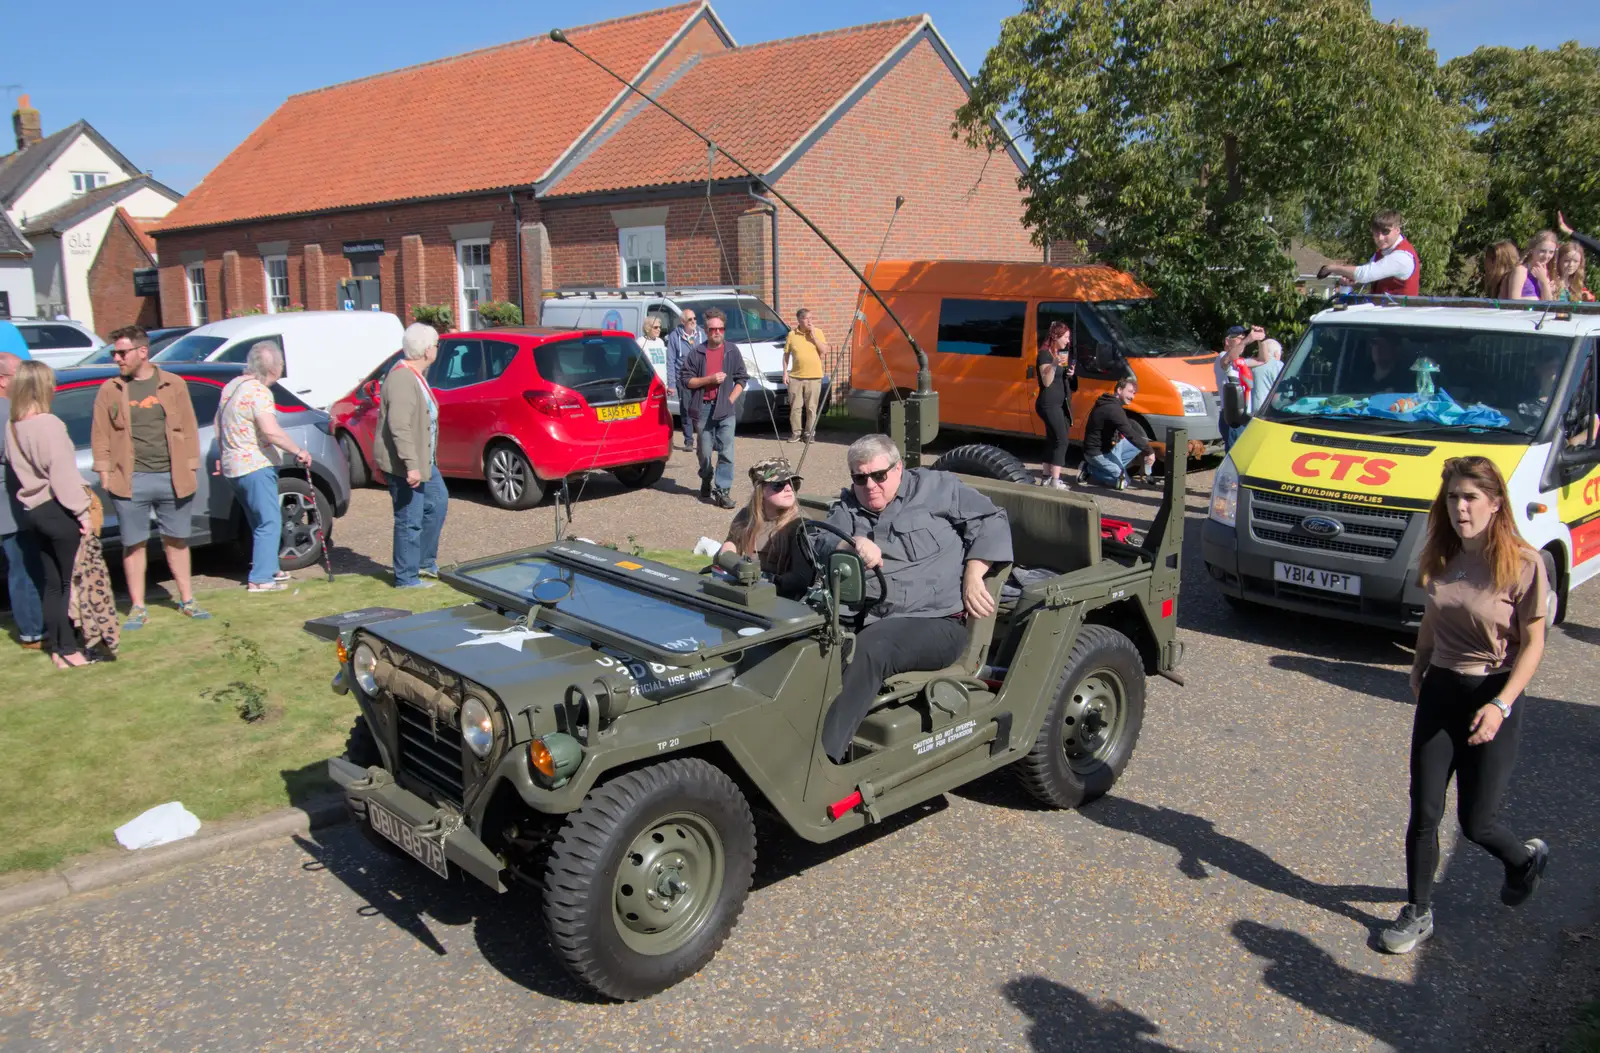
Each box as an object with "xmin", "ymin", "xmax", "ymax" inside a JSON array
[
  {"xmin": 1016, "ymin": 624, "xmax": 1146, "ymax": 809},
  {"xmin": 542, "ymin": 758, "xmax": 756, "ymax": 1001}
]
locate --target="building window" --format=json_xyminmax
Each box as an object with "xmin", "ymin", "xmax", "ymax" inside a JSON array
[
  {"xmin": 619, "ymin": 226, "xmax": 666, "ymax": 287},
  {"xmin": 457, "ymin": 240, "xmax": 491, "ymax": 330},
  {"xmin": 188, "ymin": 265, "xmax": 209, "ymax": 326},
  {"xmin": 264, "ymin": 256, "xmax": 290, "ymax": 313},
  {"xmin": 71, "ymin": 172, "xmax": 109, "ymax": 195}
]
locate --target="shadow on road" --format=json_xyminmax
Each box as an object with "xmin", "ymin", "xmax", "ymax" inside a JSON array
[
  {"xmin": 1080, "ymin": 797, "xmax": 1403, "ymax": 928},
  {"xmin": 1268, "ymin": 654, "xmax": 1415, "ymax": 703},
  {"xmin": 1559, "ymin": 619, "xmax": 1600, "ymax": 647},
  {"xmin": 1004, "ymin": 974, "xmax": 1194, "ymax": 1052},
  {"xmin": 752, "ymin": 796, "xmax": 947, "ymax": 891}
]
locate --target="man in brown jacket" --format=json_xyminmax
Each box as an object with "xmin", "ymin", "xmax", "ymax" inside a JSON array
[
  {"xmin": 375, "ymin": 323, "xmax": 447, "ymax": 588},
  {"xmin": 91, "ymin": 326, "xmax": 210, "ymax": 628}
]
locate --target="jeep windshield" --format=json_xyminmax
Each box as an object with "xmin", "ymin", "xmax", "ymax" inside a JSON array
[
  {"xmin": 1093, "ymin": 299, "xmax": 1204, "ymax": 358},
  {"xmin": 1259, "ymin": 324, "xmax": 1571, "ymax": 441},
  {"xmin": 454, "ymin": 554, "xmax": 764, "ymax": 654},
  {"xmin": 687, "ymin": 299, "xmax": 789, "ymax": 343}
]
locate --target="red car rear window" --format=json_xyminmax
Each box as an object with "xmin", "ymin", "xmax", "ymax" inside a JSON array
[{"xmin": 533, "ymin": 335, "xmax": 655, "ymax": 403}]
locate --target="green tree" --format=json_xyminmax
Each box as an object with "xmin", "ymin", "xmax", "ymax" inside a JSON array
[
  {"xmin": 1444, "ymin": 42, "xmax": 1600, "ymax": 280},
  {"xmin": 957, "ymin": 0, "xmax": 1476, "ymax": 339}
]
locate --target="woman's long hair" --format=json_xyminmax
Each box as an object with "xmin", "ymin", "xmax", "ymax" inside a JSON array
[
  {"xmin": 1556, "ymin": 241, "xmax": 1589, "ymax": 300},
  {"xmin": 1418, "ymin": 456, "xmax": 1533, "ymax": 590},
  {"xmin": 1039, "ymin": 320, "xmax": 1068, "ymax": 355},
  {"xmin": 8, "ymin": 360, "xmax": 56, "ymax": 422},
  {"xmin": 731, "ymin": 480, "xmax": 799, "ymax": 560},
  {"xmin": 1482, "ymin": 241, "xmax": 1520, "ymax": 298}
]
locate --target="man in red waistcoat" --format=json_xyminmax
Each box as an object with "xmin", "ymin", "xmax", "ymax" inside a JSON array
[{"xmin": 1318, "ymin": 210, "xmax": 1421, "ymax": 296}]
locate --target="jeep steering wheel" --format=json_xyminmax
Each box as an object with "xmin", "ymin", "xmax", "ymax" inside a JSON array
[{"xmin": 799, "ymin": 519, "xmax": 887, "ymax": 628}]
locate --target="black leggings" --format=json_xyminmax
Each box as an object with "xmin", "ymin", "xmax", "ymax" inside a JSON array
[
  {"xmin": 23, "ymin": 499, "xmax": 83, "ymax": 658},
  {"xmin": 1035, "ymin": 394, "xmax": 1070, "ymax": 468},
  {"xmin": 822, "ymin": 615, "xmax": 968, "ymax": 762},
  {"xmin": 1405, "ymin": 666, "xmax": 1532, "ymax": 908}
]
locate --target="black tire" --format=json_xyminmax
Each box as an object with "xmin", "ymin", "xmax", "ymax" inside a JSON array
[
  {"xmin": 1541, "ymin": 548, "xmax": 1567, "ymax": 626},
  {"xmin": 612, "ymin": 460, "xmax": 666, "ymax": 489},
  {"xmin": 339, "ymin": 432, "xmax": 370, "ymax": 489},
  {"xmin": 345, "ymin": 715, "xmax": 381, "ymax": 767},
  {"xmin": 932, "ymin": 443, "xmax": 1035, "ymax": 485},
  {"xmin": 1015, "ymin": 624, "xmax": 1146, "ymax": 809},
  {"xmin": 485, "ymin": 442, "xmax": 544, "ymax": 510},
  {"xmin": 277, "ymin": 476, "xmax": 332, "ymax": 572},
  {"xmin": 543, "ymin": 758, "xmax": 757, "ymax": 1001}
]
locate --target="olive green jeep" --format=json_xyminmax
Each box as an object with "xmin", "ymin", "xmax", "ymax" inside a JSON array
[{"xmin": 323, "ymin": 434, "xmax": 1187, "ymax": 1000}]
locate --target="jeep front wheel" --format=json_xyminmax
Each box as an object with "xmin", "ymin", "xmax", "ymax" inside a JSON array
[
  {"xmin": 542, "ymin": 758, "xmax": 756, "ymax": 1001},
  {"xmin": 1016, "ymin": 624, "xmax": 1146, "ymax": 809}
]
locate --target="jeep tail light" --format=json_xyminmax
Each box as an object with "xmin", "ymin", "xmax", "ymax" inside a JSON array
[{"xmin": 524, "ymin": 389, "xmax": 585, "ymax": 418}]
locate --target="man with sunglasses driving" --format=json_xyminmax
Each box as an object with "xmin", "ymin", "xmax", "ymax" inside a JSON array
[{"xmin": 819, "ymin": 433, "xmax": 1011, "ymax": 763}]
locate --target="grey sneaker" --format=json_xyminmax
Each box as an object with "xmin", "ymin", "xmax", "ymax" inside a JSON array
[
  {"xmin": 177, "ymin": 599, "xmax": 212, "ymax": 620},
  {"xmin": 1380, "ymin": 903, "xmax": 1435, "ymax": 954},
  {"xmin": 1501, "ymin": 838, "xmax": 1549, "ymax": 906},
  {"xmin": 419, "ymin": 566, "xmax": 440, "ymax": 580},
  {"xmin": 123, "ymin": 606, "xmax": 149, "ymax": 631},
  {"xmin": 395, "ymin": 579, "xmax": 438, "ymax": 590}
]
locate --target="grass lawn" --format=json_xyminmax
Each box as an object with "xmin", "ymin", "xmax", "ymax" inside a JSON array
[{"xmin": 0, "ymin": 548, "xmax": 702, "ymax": 875}]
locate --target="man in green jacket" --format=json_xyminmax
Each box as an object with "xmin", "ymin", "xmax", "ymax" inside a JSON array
[{"xmin": 375, "ymin": 323, "xmax": 448, "ymax": 589}]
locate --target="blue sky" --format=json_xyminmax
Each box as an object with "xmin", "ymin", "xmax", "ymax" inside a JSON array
[{"xmin": 6, "ymin": 0, "xmax": 1595, "ymax": 194}]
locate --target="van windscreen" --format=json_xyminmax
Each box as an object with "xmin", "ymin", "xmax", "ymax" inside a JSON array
[
  {"xmin": 1093, "ymin": 300, "xmax": 1202, "ymax": 357},
  {"xmin": 153, "ymin": 335, "xmax": 226, "ymax": 363},
  {"xmin": 533, "ymin": 335, "xmax": 656, "ymax": 404}
]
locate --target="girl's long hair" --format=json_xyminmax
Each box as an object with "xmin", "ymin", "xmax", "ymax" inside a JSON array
[
  {"xmin": 1039, "ymin": 320, "xmax": 1068, "ymax": 353},
  {"xmin": 1556, "ymin": 241, "xmax": 1589, "ymax": 299},
  {"xmin": 731, "ymin": 481, "xmax": 799, "ymax": 562},
  {"xmin": 1418, "ymin": 456, "xmax": 1532, "ymax": 591},
  {"xmin": 1482, "ymin": 241, "xmax": 1520, "ymax": 298},
  {"xmin": 8, "ymin": 360, "xmax": 56, "ymax": 422},
  {"xmin": 1523, "ymin": 229, "xmax": 1560, "ymax": 264}
]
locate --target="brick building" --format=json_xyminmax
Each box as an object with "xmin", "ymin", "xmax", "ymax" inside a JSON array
[{"xmin": 152, "ymin": 2, "xmax": 1039, "ymax": 384}]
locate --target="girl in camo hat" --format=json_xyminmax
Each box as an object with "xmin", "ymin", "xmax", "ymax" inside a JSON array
[{"xmin": 719, "ymin": 457, "xmax": 812, "ymax": 599}]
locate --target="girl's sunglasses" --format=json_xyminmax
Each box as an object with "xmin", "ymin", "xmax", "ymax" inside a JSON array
[
  {"xmin": 851, "ymin": 467, "xmax": 895, "ymax": 486},
  {"xmin": 765, "ymin": 477, "xmax": 800, "ymax": 492}
]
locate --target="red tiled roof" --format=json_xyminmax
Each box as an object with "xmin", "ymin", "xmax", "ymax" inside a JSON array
[
  {"xmin": 547, "ymin": 17, "xmax": 925, "ymax": 197},
  {"xmin": 157, "ymin": 4, "xmax": 705, "ymax": 232},
  {"xmin": 123, "ymin": 211, "xmax": 159, "ymax": 258}
]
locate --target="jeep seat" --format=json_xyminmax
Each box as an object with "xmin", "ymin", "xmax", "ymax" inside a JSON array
[{"xmin": 882, "ymin": 561, "xmax": 1010, "ymax": 689}]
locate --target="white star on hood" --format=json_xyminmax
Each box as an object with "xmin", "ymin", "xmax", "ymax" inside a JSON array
[{"xmin": 456, "ymin": 626, "xmax": 554, "ymax": 652}]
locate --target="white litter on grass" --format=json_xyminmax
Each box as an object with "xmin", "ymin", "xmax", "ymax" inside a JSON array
[
  {"xmin": 693, "ymin": 536, "xmax": 721, "ymax": 557},
  {"xmin": 115, "ymin": 802, "xmax": 201, "ymax": 850}
]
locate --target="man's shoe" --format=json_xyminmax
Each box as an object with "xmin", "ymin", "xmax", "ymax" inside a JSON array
[
  {"xmin": 803, "ymin": 433, "xmax": 816, "ymax": 444},
  {"xmin": 712, "ymin": 489, "xmax": 736, "ymax": 510},
  {"xmin": 123, "ymin": 606, "xmax": 149, "ymax": 631},
  {"xmin": 1502, "ymin": 838, "xmax": 1549, "ymax": 906},
  {"xmin": 1379, "ymin": 904, "xmax": 1435, "ymax": 955},
  {"xmin": 395, "ymin": 579, "xmax": 438, "ymax": 590},
  {"xmin": 178, "ymin": 599, "xmax": 212, "ymax": 620},
  {"xmin": 700, "ymin": 478, "xmax": 712, "ymax": 501},
  {"xmin": 419, "ymin": 566, "xmax": 440, "ymax": 580},
  {"xmin": 19, "ymin": 636, "xmax": 42, "ymax": 650}
]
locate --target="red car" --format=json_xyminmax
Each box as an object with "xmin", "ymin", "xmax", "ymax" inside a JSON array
[{"xmin": 331, "ymin": 328, "xmax": 670, "ymax": 509}]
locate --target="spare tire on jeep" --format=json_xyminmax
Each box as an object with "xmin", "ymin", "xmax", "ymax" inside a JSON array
[{"xmin": 932, "ymin": 444, "xmax": 1034, "ymax": 485}]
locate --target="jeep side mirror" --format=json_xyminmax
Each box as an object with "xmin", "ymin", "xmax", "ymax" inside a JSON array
[
  {"xmin": 828, "ymin": 551, "xmax": 864, "ymax": 605},
  {"xmin": 1222, "ymin": 382, "xmax": 1249, "ymax": 429}
]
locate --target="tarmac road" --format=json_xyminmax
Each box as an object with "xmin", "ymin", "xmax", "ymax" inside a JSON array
[{"xmin": 4, "ymin": 427, "xmax": 1598, "ymax": 1052}]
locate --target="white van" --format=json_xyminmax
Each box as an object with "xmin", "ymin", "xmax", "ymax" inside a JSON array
[
  {"xmin": 153, "ymin": 311, "xmax": 404, "ymax": 410},
  {"xmin": 539, "ymin": 289, "xmax": 825, "ymax": 427}
]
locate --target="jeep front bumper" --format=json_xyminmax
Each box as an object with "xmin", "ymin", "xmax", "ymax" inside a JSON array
[{"xmin": 328, "ymin": 755, "xmax": 506, "ymax": 892}]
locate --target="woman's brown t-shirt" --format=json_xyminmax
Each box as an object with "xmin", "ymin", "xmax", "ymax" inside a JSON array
[{"xmin": 1424, "ymin": 548, "xmax": 1547, "ymax": 675}]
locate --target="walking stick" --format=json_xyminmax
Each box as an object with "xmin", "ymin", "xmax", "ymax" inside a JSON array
[{"xmin": 295, "ymin": 462, "xmax": 335, "ymax": 583}]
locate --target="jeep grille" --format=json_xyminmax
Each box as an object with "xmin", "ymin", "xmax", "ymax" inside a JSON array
[{"xmin": 394, "ymin": 698, "xmax": 465, "ymax": 805}]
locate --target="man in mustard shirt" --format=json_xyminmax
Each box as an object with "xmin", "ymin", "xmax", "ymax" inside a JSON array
[{"xmin": 782, "ymin": 308, "xmax": 828, "ymax": 444}]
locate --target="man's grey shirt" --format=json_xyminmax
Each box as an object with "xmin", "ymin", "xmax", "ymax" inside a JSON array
[
  {"xmin": 824, "ymin": 467, "xmax": 1012, "ymax": 624},
  {"xmin": 0, "ymin": 395, "xmax": 15, "ymax": 535}
]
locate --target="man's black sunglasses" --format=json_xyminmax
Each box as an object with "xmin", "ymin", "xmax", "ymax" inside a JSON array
[{"xmin": 850, "ymin": 466, "xmax": 895, "ymax": 486}]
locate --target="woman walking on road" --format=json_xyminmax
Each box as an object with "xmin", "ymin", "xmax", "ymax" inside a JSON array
[
  {"xmin": 4, "ymin": 361, "xmax": 96, "ymax": 669},
  {"xmin": 1382, "ymin": 456, "xmax": 1550, "ymax": 955},
  {"xmin": 1034, "ymin": 321, "xmax": 1074, "ymax": 489}
]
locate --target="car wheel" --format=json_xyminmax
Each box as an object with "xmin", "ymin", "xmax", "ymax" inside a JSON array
[
  {"xmin": 277, "ymin": 476, "xmax": 331, "ymax": 572},
  {"xmin": 345, "ymin": 715, "xmax": 381, "ymax": 767},
  {"xmin": 485, "ymin": 443, "xmax": 544, "ymax": 510},
  {"xmin": 612, "ymin": 461, "xmax": 666, "ymax": 489},
  {"xmin": 339, "ymin": 432, "xmax": 370, "ymax": 489},
  {"xmin": 1540, "ymin": 548, "xmax": 1567, "ymax": 626},
  {"xmin": 1015, "ymin": 624, "xmax": 1146, "ymax": 809},
  {"xmin": 543, "ymin": 758, "xmax": 757, "ymax": 1001}
]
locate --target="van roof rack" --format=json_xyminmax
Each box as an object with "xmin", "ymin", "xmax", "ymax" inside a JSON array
[
  {"xmin": 546, "ymin": 285, "xmax": 762, "ymax": 300},
  {"xmin": 1331, "ymin": 293, "xmax": 1600, "ymax": 316}
]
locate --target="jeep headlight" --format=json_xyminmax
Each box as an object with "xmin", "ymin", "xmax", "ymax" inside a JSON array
[
  {"xmin": 1209, "ymin": 456, "xmax": 1239, "ymax": 527},
  {"xmin": 1175, "ymin": 381, "xmax": 1207, "ymax": 416},
  {"xmin": 352, "ymin": 643, "xmax": 378, "ymax": 695},
  {"xmin": 461, "ymin": 696, "xmax": 494, "ymax": 758}
]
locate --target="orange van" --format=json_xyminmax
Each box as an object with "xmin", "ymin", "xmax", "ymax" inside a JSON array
[{"xmin": 844, "ymin": 261, "xmax": 1224, "ymax": 456}]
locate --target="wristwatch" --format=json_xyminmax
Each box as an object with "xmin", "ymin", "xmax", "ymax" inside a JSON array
[{"xmin": 1489, "ymin": 697, "xmax": 1513, "ymax": 720}]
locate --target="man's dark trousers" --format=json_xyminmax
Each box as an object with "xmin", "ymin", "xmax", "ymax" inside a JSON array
[{"xmin": 822, "ymin": 616, "xmax": 968, "ymax": 762}]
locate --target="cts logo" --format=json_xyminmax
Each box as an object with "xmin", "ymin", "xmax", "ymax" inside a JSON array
[
  {"xmin": 1584, "ymin": 476, "xmax": 1600, "ymax": 505},
  {"xmin": 1290, "ymin": 452, "xmax": 1397, "ymax": 486}
]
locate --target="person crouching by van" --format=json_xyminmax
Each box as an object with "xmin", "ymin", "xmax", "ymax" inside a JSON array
[
  {"xmin": 719, "ymin": 457, "xmax": 812, "ymax": 600},
  {"xmin": 1080, "ymin": 376, "xmax": 1156, "ymax": 490},
  {"xmin": 376, "ymin": 323, "xmax": 448, "ymax": 589},
  {"xmin": 1381, "ymin": 456, "xmax": 1550, "ymax": 956},
  {"xmin": 1034, "ymin": 321, "xmax": 1074, "ymax": 489}
]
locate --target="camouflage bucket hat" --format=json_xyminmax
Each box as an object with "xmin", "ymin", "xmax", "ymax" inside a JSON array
[{"xmin": 748, "ymin": 457, "xmax": 799, "ymax": 486}]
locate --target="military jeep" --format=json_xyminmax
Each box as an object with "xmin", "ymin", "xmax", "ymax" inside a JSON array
[{"xmin": 324, "ymin": 434, "xmax": 1187, "ymax": 1000}]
